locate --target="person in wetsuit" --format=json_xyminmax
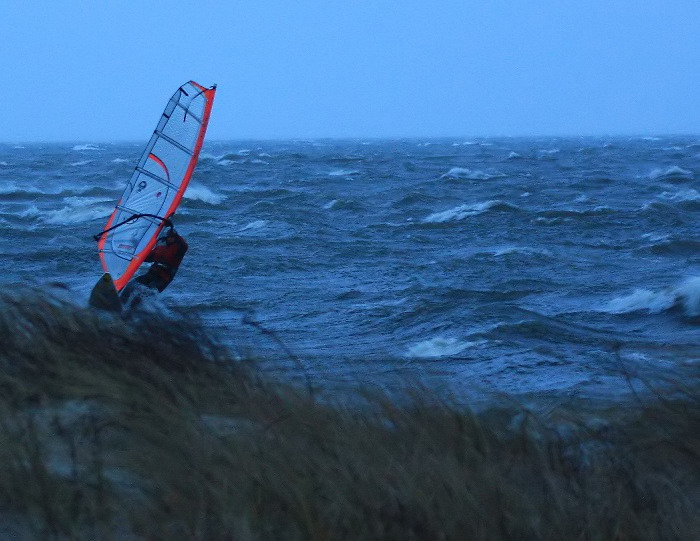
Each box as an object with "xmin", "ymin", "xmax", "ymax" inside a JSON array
[{"xmin": 134, "ymin": 227, "xmax": 188, "ymax": 292}]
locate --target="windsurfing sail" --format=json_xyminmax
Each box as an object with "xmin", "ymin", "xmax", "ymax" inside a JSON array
[{"xmin": 95, "ymin": 81, "xmax": 216, "ymax": 291}]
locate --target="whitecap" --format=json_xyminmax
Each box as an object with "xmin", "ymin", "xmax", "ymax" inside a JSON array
[
  {"xmin": 63, "ymin": 196, "xmax": 113, "ymax": 206},
  {"xmin": 0, "ymin": 182, "xmax": 20, "ymax": 195},
  {"xmin": 489, "ymin": 246, "xmax": 553, "ymax": 258},
  {"xmin": 217, "ymin": 159, "xmax": 236, "ymax": 166},
  {"xmin": 18, "ymin": 205, "xmax": 41, "ymax": 219},
  {"xmin": 111, "ymin": 158, "xmax": 130, "ymax": 164},
  {"xmin": 184, "ymin": 183, "xmax": 226, "ymax": 205},
  {"xmin": 604, "ymin": 289, "xmax": 676, "ymax": 314},
  {"xmin": 658, "ymin": 189, "xmax": 700, "ymax": 202},
  {"xmin": 424, "ymin": 200, "xmax": 513, "ymax": 223},
  {"xmin": 70, "ymin": 160, "xmax": 92, "ymax": 167},
  {"xmin": 603, "ymin": 277, "xmax": 700, "ymax": 316},
  {"xmin": 328, "ymin": 169, "xmax": 359, "ymax": 177},
  {"xmin": 72, "ymin": 144, "xmax": 102, "ymax": 151},
  {"xmin": 406, "ymin": 337, "xmax": 474, "ymax": 359},
  {"xmin": 674, "ymin": 277, "xmax": 700, "ymax": 317},
  {"xmin": 507, "ymin": 152, "xmax": 522, "ymax": 160},
  {"xmin": 0, "ymin": 161, "xmax": 8, "ymax": 166},
  {"xmin": 43, "ymin": 205, "xmax": 111, "ymax": 225},
  {"xmin": 239, "ymin": 220, "xmax": 267, "ymax": 232},
  {"xmin": 440, "ymin": 167, "xmax": 504, "ymax": 180},
  {"xmin": 641, "ymin": 232, "xmax": 669, "ymax": 243},
  {"xmin": 323, "ymin": 199, "xmax": 338, "ymax": 209},
  {"xmin": 649, "ymin": 166, "xmax": 693, "ymax": 181}
]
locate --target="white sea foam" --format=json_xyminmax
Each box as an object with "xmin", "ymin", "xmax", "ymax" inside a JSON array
[
  {"xmin": 18, "ymin": 205, "xmax": 40, "ymax": 219},
  {"xmin": 649, "ymin": 166, "xmax": 693, "ymax": 181},
  {"xmin": 70, "ymin": 160, "xmax": 92, "ymax": 167},
  {"xmin": 424, "ymin": 200, "xmax": 511, "ymax": 223},
  {"xmin": 489, "ymin": 246, "xmax": 553, "ymax": 258},
  {"xmin": 507, "ymin": 152, "xmax": 522, "ymax": 160},
  {"xmin": 604, "ymin": 277, "xmax": 700, "ymax": 316},
  {"xmin": 406, "ymin": 337, "xmax": 474, "ymax": 359},
  {"xmin": 675, "ymin": 277, "xmax": 700, "ymax": 316},
  {"xmin": 217, "ymin": 159, "xmax": 236, "ymax": 166},
  {"xmin": 184, "ymin": 183, "xmax": 226, "ymax": 205},
  {"xmin": 239, "ymin": 220, "xmax": 267, "ymax": 232},
  {"xmin": 658, "ymin": 189, "xmax": 700, "ymax": 202},
  {"xmin": 440, "ymin": 167, "xmax": 505, "ymax": 180},
  {"xmin": 328, "ymin": 169, "xmax": 359, "ymax": 177},
  {"xmin": 111, "ymin": 158, "xmax": 130, "ymax": 164},
  {"xmin": 641, "ymin": 232, "xmax": 669, "ymax": 243},
  {"xmin": 41, "ymin": 197, "xmax": 112, "ymax": 225},
  {"xmin": 323, "ymin": 199, "xmax": 338, "ymax": 209},
  {"xmin": 604, "ymin": 289, "xmax": 675, "ymax": 314},
  {"xmin": 0, "ymin": 182, "xmax": 17, "ymax": 194},
  {"xmin": 72, "ymin": 144, "xmax": 102, "ymax": 151},
  {"xmin": 0, "ymin": 161, "xmax": 8, "ymax": 166},
  {"xmin": 63, "ymin": 196, "xmax": 112, "ymax": 206}
]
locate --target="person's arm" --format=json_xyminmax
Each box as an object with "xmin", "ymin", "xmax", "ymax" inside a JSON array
[{"xmin": 145, "ymin": 244, "xmax": 164, "ymax": 263}]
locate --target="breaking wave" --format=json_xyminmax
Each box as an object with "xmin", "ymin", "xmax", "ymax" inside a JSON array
[
  {"xmin": 424, "ymin": 200, "xmax": 520, "ymax": 223},
  {"xmin": 72, "ymin": 144, "xmax": 102, "ymax": 151},
  {"xmin": 440, "ymin": 168, "xmax": 505, "ymax": 180},
  {"xmin": 604, "ymin": 277, "xmax": 700, "ymax": 317},
  {"xmin": 328, "ymin": 169, "xmax": 360, "ymax": 177},
  {"xmin": 406, "ymin": 337, "xmax": 476, "ymax": 359},
  {"xmin": 649, "ymin": 166, "xmax": 693, "ymax": 181},
  {"xmin": 184, "ymin": 183, "xmax": 226, "ymax": 205}
]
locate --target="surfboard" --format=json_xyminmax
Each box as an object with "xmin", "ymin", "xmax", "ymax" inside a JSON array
[
  {"xmin": 93, "ymin": 81, "xmax": 217, "ymax": 292},
  {"xmin": 88, "ymin": 273, "xmax": 122, "ymax": 312}
]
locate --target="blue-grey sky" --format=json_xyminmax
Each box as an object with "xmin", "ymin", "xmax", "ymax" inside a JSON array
[{"xmin": 2, "ymin": 1, "xmax": 699, "ymax": 141}]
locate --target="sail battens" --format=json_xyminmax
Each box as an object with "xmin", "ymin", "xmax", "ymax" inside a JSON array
[
  {"xmin": 97, "ymin": 81, "xmax": 217, "ymax": 291},
  {"xmin": 175, "ymin": 102, "xmax": 203, "ymax": 123},
  {"xmin": 115, "ymin": 204, "xmax": 140, "ymax": 214},
  {"xmin": 154, "ymin": 131, "xmax": 193, "ymax": 155},
  {"xmin": 135, "ymin": 167, "xmax": 178, "ymax": 190}
]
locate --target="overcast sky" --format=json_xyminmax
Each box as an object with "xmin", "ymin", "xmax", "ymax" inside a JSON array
[{"xmin": 2, "ymin": 1, "xmax": 699, "ymax": 141}]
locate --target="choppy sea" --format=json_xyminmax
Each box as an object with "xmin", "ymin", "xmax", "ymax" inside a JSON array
[{"xmin": 2, "ymin": 137, "xmax": 699, "ymax": 401}]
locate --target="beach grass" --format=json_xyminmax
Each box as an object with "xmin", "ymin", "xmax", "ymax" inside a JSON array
[{"xmin": 0, "ymin": 289, "xmax": 697, "ymax": 540}]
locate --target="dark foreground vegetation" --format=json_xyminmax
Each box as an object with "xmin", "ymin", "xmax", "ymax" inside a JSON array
[{"xmin": 0, "ymin": 289, "xmax": 698, "ymax": 540}]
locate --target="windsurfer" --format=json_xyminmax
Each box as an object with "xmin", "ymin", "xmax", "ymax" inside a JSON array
[
  {"xmin": 120, "ymin": 226, "xmax": 188, "ymax": 305},
  {"xmin": 135, "ymin": 227, "xmax": 188, "ymax": 292}
]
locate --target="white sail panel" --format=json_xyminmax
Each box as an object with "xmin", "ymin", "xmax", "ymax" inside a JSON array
[{"xmin": 97, "ymin": 81, "xmax": 216, "ymax": 290}]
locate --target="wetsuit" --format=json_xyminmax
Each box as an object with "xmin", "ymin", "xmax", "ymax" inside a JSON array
[{"xmin": 135, "ymin": 232, "xmax": 188, "ymax": 292}]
